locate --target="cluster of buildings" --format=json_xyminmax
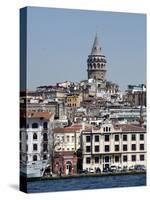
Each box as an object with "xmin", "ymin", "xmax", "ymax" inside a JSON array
[{"xmin": 20, "ymin": 34, "xmax": 146, "ymax": 177}]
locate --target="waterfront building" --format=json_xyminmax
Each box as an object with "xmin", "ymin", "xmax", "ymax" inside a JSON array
[
  {"xmin": 20, "ymin": 112, "xmax": 54, "ymax": 177},
  {"xmin": 53, "ymin": 123, "xmax": 91, "ymax": 175},
  {"xmin": 81, "ymin": 122, "xmax": 146, "ymax": 172}
]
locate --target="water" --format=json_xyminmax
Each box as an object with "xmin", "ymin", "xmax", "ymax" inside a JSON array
[{"xmin": 27, "ymin": 174, "xmax": 146, "ymax": 193}]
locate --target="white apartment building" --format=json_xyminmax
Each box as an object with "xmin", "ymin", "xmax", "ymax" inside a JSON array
[
  {"xmin": 53, "ymin": 124, "xmax": 83, "ymax": 152},
  {"xmin": 20, "ymin": 112, "xmax": 54, "ymax": 177},
  {"xmin": 81, "ymin": 122, "xmax": 146, "ymax": 172}
]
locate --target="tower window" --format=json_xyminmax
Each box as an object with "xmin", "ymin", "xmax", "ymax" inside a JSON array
[{"xmin": 97, "ymin": 63, "xmax": 100, "ymax": 68}]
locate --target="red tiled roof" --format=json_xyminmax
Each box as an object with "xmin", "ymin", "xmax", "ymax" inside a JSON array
[
  {"xmin": 21, "ymin": 111, "xmax": 54, "ymax": 120},
  {"xmin": 114, "ymin": 124, "xmax": 145, "ymax": 132},
  {"xmin": 54, "ymin": 123, "xmax": 93, "ymax": 133}
]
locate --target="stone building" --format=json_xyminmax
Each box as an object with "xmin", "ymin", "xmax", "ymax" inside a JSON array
[
  {"xmin": 20, "ymin": 112, "xmax": 54, "ymax": 177},
  {"xmin": 81, "ymin": 122, "xmax": 146, "ymax": 172},
  {"xmin": 87, "ymin": 33, "xmax": 107, "ymax": 85}
]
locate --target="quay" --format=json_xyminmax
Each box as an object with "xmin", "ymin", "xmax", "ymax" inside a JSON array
[{"xmin": 26, "ymin": 171, "xmax": 146, "ymax": 182}]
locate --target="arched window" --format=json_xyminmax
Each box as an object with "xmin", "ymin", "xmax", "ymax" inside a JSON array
[
  {"xmin": 33, "ymin": 155, "xmax": 37, "ymax": 161},
  {"xmin": 97, "ymin": 63, "xmax": 100, "ymax": 68},
  {"xmin": 33, "ymin": 132, "xmax": 37, "ymax": 140},
  {"xmin": 43, "ymin": 133, "xmax": 48, "ymax": 141},
  {"xmin": 32, "ymin": 123, "xmax": 38, "ymax": 129},
  {"xmin": 43, "ymin": 154, "xmax": 47, "ymax": 160},
  {"xmin": 93, "ymin": 63, "xmax": 96, "ymax": 68},
  {"xmin": 43, "ymin": 122, "xmax": 48, "ymax": 129},
  {"xmin": 33, "ymin": 144, "xmax": 38, "ymax": 151}
]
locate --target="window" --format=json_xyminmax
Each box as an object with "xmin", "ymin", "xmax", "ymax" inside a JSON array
[
  {"xmin": 86, "ymin": 135, "xmax": 91, "ymax": 143},
  {"xmin": 86, "ymin": 146, "xmax": 91, "ymax": 152},
  {"xmin": 140, "ymin": 134, "xmax": 144, "ymax": 140},
  {"xmin": 67, "ymin": 135, "xmax": 70, "ymax": 142},
  {"xmin": 95, "ymin": 157, "xmax": 99, "ymax": 163},
  {"xmin": 123, "ymin": 134, "xmax": 127, "ymax": 141},
  {"xmin": 32, "ymin": 123, "xmax": 38, "ymax": 129},
  {"xmin": 43, "ymin": 122, "xmax": 48, "ymax": 129},
  {"xmin": 95, "ymin": 145, "xmax": 99, "ymax": 152},
  {"xmin": 43, "ymin": 143, "xmax": 48, "ymax": 152},
  {"xmin": 103, "ymin": 127, "xmax": 105, "ymax": 132},
  {"xmin": 33, "ymin": 144, "xmax": 37, "ymax": 151},
  {"xmin": 132, "ymin": 155, "xmax": 136, "ymax": 161},
  {"xmin": 123, "ymin": 144, "xmax": 127, "ymax": 151},
  {"xmin": 140, "ymin": 144, "xmax": 144, "ymax": 150},
  {"xmin": 115, "ymin": 156, "xmax": 119, "ymax": 162},
  {"xmin": 26, "ymin": 133, "xmax": 28, "ymax": 140},
  {"xmin": 43, "ymin": 133, "xmax": 48, "ymax": 141},
  {"xmin": 86, "ymin": 157, "xmax": 91, "ymax": 164},
  {"xmin": 105, "ymin": 145, "xmax": 110, "ymax": 152},
  {"xmin": 43, "ymin": 154, "xmax": 47, "ymax": 160},
  {"xmin": 72, "ymin": 136, "xmax": 75, "ymax": 142},
  {"xmin": 33, "ymin": 132, "xmax": 37, "ymax": 140},
  {"xmin": 140, "ymin": 154, "xmax": 145, "ymax": 161},
  {"xmin": 115, "ymin": 145, "xmax": 119, "ymax": 151},
  {"xmin": 131, "ymin": 144, "xmax": 136, "ymax": 151},
  {"xmin": 105, "ymin": 135, "xmax": 110, "ymax": 142},
  {"xmin": 123, "ymin": 155, "xmax": 128, "ymax": 162},
  {"xmin": 131, "ymin": 134, "xmax": 136, "ymax": 141},
  {"xmin": 106, "ymin": 127, "xmax": 108, "ymax": 132},
  {"xmin": 95, "ymin": 135, "xmax": 99, "ymax": 142},
  {"xmin": 115, "ymin": 135, "xmax": 119, "ymax": 141},
  {"xmin": 33, "ymin": 155, "xmax": 37, "ymax": 161},
  {"xmin": 62, "ymin": 136, "xmax": 64, "ymax": 142},
  {"xmin": 104, "ymin": 156, "xmax": 109, "ymax": 163}
]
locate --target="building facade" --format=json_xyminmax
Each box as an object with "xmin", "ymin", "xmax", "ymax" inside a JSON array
[
  {"xmin": 81, "ymin": 123, "xmax": 146, "ymax": 172},
  {"xmin": 53, "ymin": 125, "xmax": 82, "ymax": 175},
  {"xmin": 20, "ymin": 112, "xmax": 54, "ymax": 177}
]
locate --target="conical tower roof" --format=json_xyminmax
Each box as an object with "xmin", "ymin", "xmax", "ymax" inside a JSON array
[{"xmin": 91, "ymin": 33, "xmax": 101, "ymax": 55}]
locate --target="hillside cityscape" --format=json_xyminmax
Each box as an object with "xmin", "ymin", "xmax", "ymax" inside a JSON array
[{"xmin": 20, "ymin": 34, "xmax": 146, "ymax": 178}]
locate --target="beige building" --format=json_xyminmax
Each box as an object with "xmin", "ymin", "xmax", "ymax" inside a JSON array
[
  {"xmin": 81, "ymin": 122, "xmax": 146, "ymax": 172},
  {"xmin": 66, "ymin": 94, "xmax": 82, "ymax": 108}
]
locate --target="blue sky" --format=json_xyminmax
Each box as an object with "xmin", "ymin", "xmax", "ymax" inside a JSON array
[{"xmin": 26, "ymin": 7, "xmax": 146, "ymax": 91}]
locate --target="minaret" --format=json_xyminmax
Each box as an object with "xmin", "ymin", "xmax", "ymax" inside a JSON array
[{"xmin": 87, "ymin": 33, "xmax": 107, "ymax": 82}]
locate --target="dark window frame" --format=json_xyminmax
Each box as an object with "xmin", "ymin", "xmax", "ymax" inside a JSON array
[
  {"xmin": 95, "ymin": 145, "xmax": 100, "ymax": 152},
  {"xmin": 115, "ymin": 145, "xmax": 120, "ymax": 151},
  {"xmin": 86, "ymin": 135, "xmax": 91, "ymax": 143},
  {"xmin": 105, "ymin": 145, "xmax": 110, "ymax": 152}
]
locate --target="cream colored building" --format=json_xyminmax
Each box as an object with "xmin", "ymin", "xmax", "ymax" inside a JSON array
[{"xmin": 81, "ymin": 122, "xmax": 146, "ymax": 171}]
